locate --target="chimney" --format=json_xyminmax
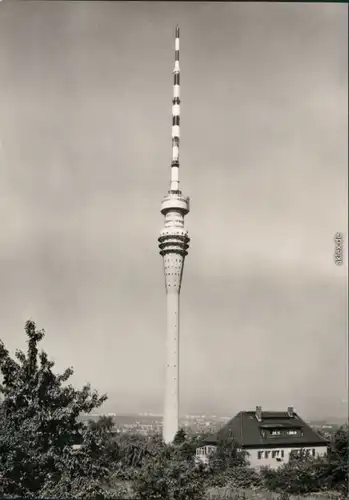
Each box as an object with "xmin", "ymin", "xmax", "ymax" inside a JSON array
[
  {"xmin": 287, "ymin": 406, "xmax": 294, "ymax": 418},
  {"xmin": 255, "ymin": 406, "xmax": 262, "ymax": 422}
]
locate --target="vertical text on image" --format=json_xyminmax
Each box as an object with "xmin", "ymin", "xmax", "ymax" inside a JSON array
[{"xmin": 334, "ymin": 232, "xmax": 344, "ymax": 266}]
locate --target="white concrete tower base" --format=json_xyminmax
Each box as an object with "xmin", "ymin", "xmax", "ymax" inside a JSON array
[
  {"xmin": 163, "ymin": 291, "xmax": 180, "ymax": 443},
  {"xmin": 159, "ymin": 195, "xmax": 189, "ymax": 444}
]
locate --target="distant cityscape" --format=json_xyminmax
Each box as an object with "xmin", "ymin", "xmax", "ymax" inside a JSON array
[
  {"xmin": 80, "ymin": 412, "xmax": 229, "ymax": 436},
  {"xmin": 79, "ymin": 412, "xmax": 345, "ymax": 440}
]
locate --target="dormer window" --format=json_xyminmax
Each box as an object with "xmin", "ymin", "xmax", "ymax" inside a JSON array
[
  {"xmin": 270, "ymin": 430, "xmax": 281, "ymax": 436},
  {"xmin": 287, "ymin": 429, "xmax": 300, "ymax": 436}
]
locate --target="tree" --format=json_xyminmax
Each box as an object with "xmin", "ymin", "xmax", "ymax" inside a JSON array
[
  {"xmin": 323, "ymin": 425, "xmax": 349, "ymax": 495},
  {"xmin": 88, "ymin": 415, "xmax": 115, "ymax": 433},
  {"xmin": 109, "ymin": 433, "xmax": 165, "ymax": 482},
  {"xmin": 38, "ymin": 426, "xmax": 119, "ymax": 499},
  {"xmin": 176, "ymin": 435, "xmax": 203, "ymax": 463},
  {"xmin": 133, "ymin": 443, "xmax": 208, "ymax": 500},
  {"xmin": 209, "ymin": 436, "xmax": 248, "ymax": 472},
  {"xmin": 173, "ymin": 428, "xmax": 187, "ymax": 445},
  {"xmin": 206, "ymin": 437, "xmax": 255, "ymax": 489},
  {"xmin": 0, "ymin": 320, "xmax": 108, "ymax": 498}
]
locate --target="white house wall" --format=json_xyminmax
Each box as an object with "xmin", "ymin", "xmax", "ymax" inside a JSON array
[
  {"xmin": 247, "ymin": 445, "xmax": 328, "ymax": 469},
  {"xmin": 195, "ymin": 445, "xmax": 327, "ymax": 470}
]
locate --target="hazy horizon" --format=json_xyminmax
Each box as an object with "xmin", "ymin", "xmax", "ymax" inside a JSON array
[{"xmin": 0, "ymin": 2, "xmax": 347, "ymax": 421}]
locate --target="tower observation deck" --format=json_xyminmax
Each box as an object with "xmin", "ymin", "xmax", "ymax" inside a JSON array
[{"xmin": 158, "ymin": 26, "xmax": 190, "ymax": 444}]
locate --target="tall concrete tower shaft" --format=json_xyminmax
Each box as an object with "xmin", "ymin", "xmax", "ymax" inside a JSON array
[{"xmin": 158, "ymin": 25, "xmax": 190, "ymax": 444}]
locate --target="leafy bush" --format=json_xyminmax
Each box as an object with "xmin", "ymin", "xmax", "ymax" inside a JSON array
[
  {"xmin": 133, "ymin": 443, "xmax": 208, "ymax": 500},
  {"xmin": 260, "ymin": 457, "xmax": 326, "ymax": 494},
  {"xmin": 324, "ymin": 425, "xmax": 349, "ymax": 495},
  {"xmin": 260, "ymin": 431, "xmax": 349, "ymax": 497},
  {"xmin": 225, "ymin": 466, "xmax": 262, "ymax": 490},
  {"xmin": 206, "ymin": 436, "xmax": 251, "ymax": 488}
]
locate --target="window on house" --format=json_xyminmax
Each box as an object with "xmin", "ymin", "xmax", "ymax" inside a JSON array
[
  {"xmin": 287, "ymin": 430, "xmax": 298, "ymax": 435},
  {"xmin": 257, "ymin": 451, "xmax": 263, "ymax": 459},
  {"xmin": 271, "ymin": 430, "xmax": 281, "ymax": 436},
  {"xmin": 281, "ymin": 450, "xmax": 284, "ymax": 458},
  {"xmin": 272, "ymin": 450, "xmax": 280, "ymax": 458},
  {"xmin": 264, "ymin": 450, "xmax": 270, "ymax": 459},
  {"xmin": 312, "ymin": 449, "xmax": 316, "ymax": 457}
]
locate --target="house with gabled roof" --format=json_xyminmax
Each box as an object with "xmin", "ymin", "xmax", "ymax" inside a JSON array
[{"xmin": 195, "ymin": 406, "xmax": 328, "ymax": 469}]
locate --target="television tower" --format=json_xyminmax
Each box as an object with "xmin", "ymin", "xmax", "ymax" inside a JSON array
[{"xmin": 158, "ymin": 25, "xmax": 190, "ymax": 444}]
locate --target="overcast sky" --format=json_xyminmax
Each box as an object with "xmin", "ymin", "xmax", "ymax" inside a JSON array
[{"xmin": 0, "ymin": 2, "xmax": 347, "ymax": 419}]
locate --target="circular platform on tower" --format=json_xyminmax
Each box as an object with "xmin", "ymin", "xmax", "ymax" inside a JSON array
[{"xmin": 161, "ymin": 192, "xmax": 190, "ymax": 215}]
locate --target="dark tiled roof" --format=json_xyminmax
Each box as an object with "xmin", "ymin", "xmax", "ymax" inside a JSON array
[{"xmin": 203, "ymin": 410, "xmax": 329, "ymax": 449}]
